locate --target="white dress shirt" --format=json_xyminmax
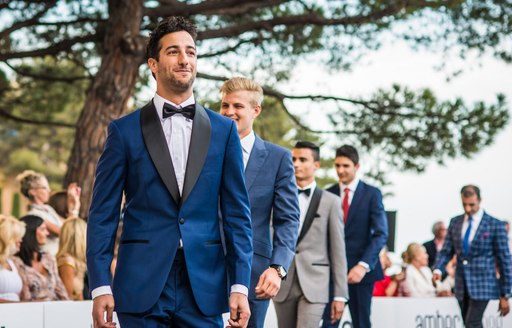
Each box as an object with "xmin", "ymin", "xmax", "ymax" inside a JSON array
[
  {"xmin": 461, "ymin": 208, "xmax": 484, "ymax": 244},
  {"xmin": 298, "ymin": 181, "xmax": 316, "ymax": 233},
  {"xmin": 154, "ymin": 93, "xmax": 194, "ymax": 194},
  {"xmin": 240, "ymin": 131, "xmax": 255, "ymax": 169}
]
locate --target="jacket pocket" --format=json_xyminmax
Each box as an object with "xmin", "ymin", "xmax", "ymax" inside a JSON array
[
  {"xmin": 312, "ymin": 263, "xmax": 329, "ymax": 266},
  {"xmin": 205, "ymin": 240, "xmax": 222, "ymax": 245},
  {"xmin": 120, "ymin": 239, "xmax": 149, "ymax": 244}
]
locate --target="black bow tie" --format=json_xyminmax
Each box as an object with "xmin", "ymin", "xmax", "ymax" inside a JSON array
[
  {"xmin": 298, "ymin": 188, "xmax": 311, "ymax": 197},
  {"xmin": 162, "ymin": 103, "xmax": 195, "ymax": 120}
]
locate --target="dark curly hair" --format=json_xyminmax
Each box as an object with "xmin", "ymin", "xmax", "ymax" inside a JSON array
[{"xmin": 146, "ymin": 16, "xmax": 197, "ymax": 61}]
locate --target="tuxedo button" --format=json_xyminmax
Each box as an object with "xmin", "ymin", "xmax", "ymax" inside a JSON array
[
  {"xmin": 462, "ymin": 260, "xmax": 468, "ymax": 265},
  {"xmin": 180, "ymin": 218, "xmax": 185, "ymax": 224}
]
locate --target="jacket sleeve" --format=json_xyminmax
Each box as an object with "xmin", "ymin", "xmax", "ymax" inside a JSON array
[
  {"xmin": 360, "ymin": 188, "xmax": 388, "ymax": 270},
  {"xmin": 270, "ymin": 149, "xmax": 300, "ymax": 270},
  {"xmin": 220, "ymin": 121, "xmax": 253, "ymax": 288}
]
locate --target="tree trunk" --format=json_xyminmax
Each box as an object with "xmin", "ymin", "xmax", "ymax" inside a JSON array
[{"xmin": 64, "ymin": 0, "xmax": 146, "ymax": 218}]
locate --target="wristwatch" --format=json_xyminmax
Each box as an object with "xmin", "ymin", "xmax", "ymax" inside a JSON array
[{"xmin": 270, "ymin": 264, "xmax": 287, "ymax": 280}]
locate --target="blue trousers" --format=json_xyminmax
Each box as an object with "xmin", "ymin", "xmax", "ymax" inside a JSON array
[{"xmin": 117, "ymin": 250, "xmax": 223, "ymax": 327}]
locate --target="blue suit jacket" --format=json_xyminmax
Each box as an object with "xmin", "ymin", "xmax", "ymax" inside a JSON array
[
  {"xmin": 327, "ymin": 181, "xmax": 388, "ymax": 284},
  {"xmin": 245, "ymin": 135, "xmax": 300, "ymax": 299},
  {"xmin": 434, "ymin": 212, "xmax": 512, "ymax": 301},
  {"xmin": 86, "ymin": 101, "xmax": 253, "ymax": 315}
]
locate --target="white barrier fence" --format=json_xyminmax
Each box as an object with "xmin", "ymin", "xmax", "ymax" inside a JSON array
[{"xmin": 0, "ymin": 298, "xmax": 510, "ymax": 328}]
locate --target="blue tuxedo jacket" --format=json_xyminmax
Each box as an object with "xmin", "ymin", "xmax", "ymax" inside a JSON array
[
  {"xmin": 245, "ymin": 135, "xmax": 300, "ymax": 299},
  {"xmin": 435, "ymin": 212, "xmax": 512, "ymax": 301},
  {"xmin": 327, "ymin": 181, "xmax": 388, "ymax": 284},
  {"xmin": 86, "ymin": 101, "xmax": 253, "ymax": 315}
]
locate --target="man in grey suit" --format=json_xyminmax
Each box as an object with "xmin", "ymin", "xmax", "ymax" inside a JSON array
[
  {"xmin": 274, "ymin": 141, "xmax": 349, "ymax": 328},
  {"xmin": 220, "ymin": 77, "xmax": 300, "ymax": 328}
]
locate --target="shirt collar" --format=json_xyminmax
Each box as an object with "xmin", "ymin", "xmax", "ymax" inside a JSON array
[
  {"xmin": 298, "ymin": 180, "xmax": 317, "ymax": 193},
  {"xmin": 340, "ymin": 177, "xmax": 359, "ymax": 193},
  {"xmin": 240, "ymin": 130, "xmax": 255, "ymax": 155},
  {"xmin": 153, "ymin": 93, "xmax": 195, "ymax": 121},
  {"xmin": 465, "ymin": 208, "xmax": 484, "ymax": 223}
]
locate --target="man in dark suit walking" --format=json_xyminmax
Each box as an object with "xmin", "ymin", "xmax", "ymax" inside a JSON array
[
  {"xmin": 322, "ymin": 145, "xmax": 388, "ymax": 328},
  {"xmin": 433, "ymin": 185, "xmax": 512, "ymax": 328},
  {"xmin": 274, "ymin": 141, "xmax": 348, "ymax": 328},
  {"xmin": 220, "ymin": 77, "xmax": 300, "ymax": 328},
  {"xmin": 423, "ymin": 221, "xmax": 447, "ymax": 269},
  {"xmin": 87, "ymin": 17, "xmax": 253, "ymax": 328}
]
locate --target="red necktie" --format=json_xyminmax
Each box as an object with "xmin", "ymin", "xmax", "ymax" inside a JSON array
[{"xmin": 342, "ymin": 187, "xmax": 350, "ymax": 223}]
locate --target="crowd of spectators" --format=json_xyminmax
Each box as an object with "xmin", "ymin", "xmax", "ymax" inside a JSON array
[{"xmin": 0, "ymin": 170, "xmax": 88, "ymax": 303}]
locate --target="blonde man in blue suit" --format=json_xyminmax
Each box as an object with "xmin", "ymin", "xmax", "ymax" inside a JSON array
[
  {"xmin": 220, "ymin": 77, "xmax": 300, "ymax": 328},
  {"xmin": 433, "ymin": 185, "xmax": 512, "ymax": 328}
]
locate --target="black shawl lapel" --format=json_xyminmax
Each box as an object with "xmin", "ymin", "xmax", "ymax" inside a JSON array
[
  {"xmin": 140, "ymin": 101, "xmax": 181, "ymax": 205},
  {"xmin": 297, "ymin": 187, "xmax": 323, "ymax": 245},
  {"xmin": 244, "ymin": 135, "xmax": 268, "ymax": 191},
  {"xmin": 181, "ymin": 104, "xmax": 211, "ymax": 206}
]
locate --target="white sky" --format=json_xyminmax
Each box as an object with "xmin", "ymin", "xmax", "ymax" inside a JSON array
[{"xmin": 287, "ymin": 41, "xmax": 512, "ymax": 253}]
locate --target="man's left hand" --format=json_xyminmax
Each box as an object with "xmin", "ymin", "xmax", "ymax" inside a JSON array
[
  {"xmin": 255, "ymin": 268, "xmax": 281, "ymax": 299},
  {"xmin": 330, "ymin": 301, "xmax": 345, "ymax": 323},
  {"xmin": 499, "ymin": 297, "xmax": 510, "ymax": 316},
  {"xmin": 226, "ymin": 292, "xmax": 251, "ymax": 328},
  {"xmin": 348, "ymin": 264, "xmax": 367, "ymax": 284}
]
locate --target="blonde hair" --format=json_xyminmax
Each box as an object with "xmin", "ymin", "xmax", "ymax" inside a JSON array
[
  {"xmin": 0, "ymin": 215, "xmax": 26, "ymax": 266},
  {"xmin": 220, "ymin": 76, "xmax": 264, "ymax": 107},
  {"xmin": 57, "ymin": 217, "xmax": 87, "ymax": 269},
  {"xmin": 16, "ymin": 170, "xmax": 45, "ymax": 200},
  {"xmin": 401, "ymin": 242, "xmax": 425, "ymax": 264}
]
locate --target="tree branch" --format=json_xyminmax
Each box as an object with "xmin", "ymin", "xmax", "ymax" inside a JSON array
[
  {"xmin": 199, "ymin": 37, "xmax": 267, "ymax": 58},
  {"xmin": 0, "ymin": 107, "xmax": 76, "ymax": 128},
  {"xmin": 3, "ymin": 61, "xmax": 91, "ymax": 83},
  {"xmin": 0, "ymin": 34, "xmax": 100, "ymax": 61},
  {"xmin": 145, "ymin": 0, "xmax": 288, "ymax": 17},
  {"xmin": 0, "ymin": 0, "xmax": 57, "ymax": 40}
]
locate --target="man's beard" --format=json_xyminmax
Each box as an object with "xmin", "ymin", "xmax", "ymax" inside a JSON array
[{"xmin": 169, "ymin": 74, "xmax": 195, "ymax": 92}]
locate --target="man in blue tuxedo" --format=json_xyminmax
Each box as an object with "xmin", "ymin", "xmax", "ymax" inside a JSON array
[
  {"xmin": 433, "ymin": 185, "xmax": 512, "ymax": 328},
  {"xmin": 322, "ymin": 145, "xmax": 388, "ymax": 328},
  {"xmin": 86, "ymin": 17, "xmax": 253, "ymax": 328},
  {"xmin": 220, "ymin": 77, "xmax": 300, "ymax": 328}
]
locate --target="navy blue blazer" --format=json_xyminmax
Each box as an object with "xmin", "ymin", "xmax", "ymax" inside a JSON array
[
  {"xmin": 87, "ymin": 102, "xmax": 253, "ymax": 315},
  {"xmin": 434, "ymin": 212, "xmax": 512, "ymax": 301},
  {"xmin": 327, "ymin": 180, "xmax": 388, "ymax": 284},
  {"xmin": 245, "ymin": 135, "xmax": 300, "ymax": 299}
]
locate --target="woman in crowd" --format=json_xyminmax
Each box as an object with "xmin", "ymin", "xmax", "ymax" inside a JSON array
[
  {"xmin": 56, "ymin": 217, "xmax": 86, "ymax": 300},
  {"xmin": 0, "ymin": 215, "xmax": 26, "ymax": 302},
  {"xmin": 15, "ymin": 215, "xmax": 68, "ymax": 301},
  {"xmin": 16, "ymin": 170, "xmax": 80, "ymax": 254},
  {"xmin": 402, "ymin": 242, "xmax": 438, "ymax": 297}
]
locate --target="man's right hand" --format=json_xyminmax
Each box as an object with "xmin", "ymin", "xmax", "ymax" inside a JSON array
[
  {"xmin": 432, "ymin": 272, "xmax": 441, "ymax": 287},
  {"xmin": 92, "ymin": 294, "xmax": 116, "ymax": 328}
]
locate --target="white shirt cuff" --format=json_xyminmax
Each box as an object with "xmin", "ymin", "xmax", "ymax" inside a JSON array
[
  {"xmin": 358, "ymin": 261, "xmax": 370, "ymax": 272},
  {"xmin": 333, "ymin": 297, "xmax": 348, "ymax": 302},
  {"xmin": 91, "ymin": 285, "xmax": 113, "ymax": 299},
  {"xmin": 433, "ymin": 269, "xmax": 442, "ymax": 275},
  {"xmin": 230, "ymin": 284, "xmax": 248, "ymax": 296}
]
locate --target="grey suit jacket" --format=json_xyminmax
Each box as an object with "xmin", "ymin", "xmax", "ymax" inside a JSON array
[{"xmin": 274, "ymin": 187, "xmax": 349, "ymax": 303}]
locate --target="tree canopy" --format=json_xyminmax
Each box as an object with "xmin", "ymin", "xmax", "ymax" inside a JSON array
[{"xmin": 1, "ymin": 0, "xmax": 510, "ymax": 214}]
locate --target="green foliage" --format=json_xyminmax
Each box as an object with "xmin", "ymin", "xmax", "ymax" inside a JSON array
[
  {"xmin": 11, "ymin": 193, "xmax": 20, "ymax": 218},
  {"xmin": 0, "ymin": 56, "xmax": 89, "ymax": 182}
]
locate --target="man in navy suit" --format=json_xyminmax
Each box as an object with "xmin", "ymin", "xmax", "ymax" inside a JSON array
[
  {"xmin": 423, "ymin": 221, "xmax": 447, "ymax": 270},
  {"xmin": 87, "ymin": 17, "xmax": 253, "ymax": 328},
  {"xmin": 322, "ymin": 145, "xmax": 388, "ymax": 328},
  {"xmin": 433, "ymin": 185, "xmax": 512, "ymax": 328},
  {"xmin": 220, "ymin": 77, "xmax": 300, "ymax": 328}
]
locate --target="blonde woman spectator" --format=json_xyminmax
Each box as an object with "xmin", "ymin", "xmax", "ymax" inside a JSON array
[
  {"xmin": 14, "ymin": 215, "xmax": 68, "ymax": 301},
  {"xmin": 402, "ymin": 243, "xmax": 437, "ymax": 297},
  {"xmin": 56, "ymin": 217, "xmax": 86, "ymax": 300},
  {"xmin": 0, "ymin": 215, "xmax": 26, "ymax": 302},
  {"xmin": 16, "ymin": 170, "xmax": 80, "ymax": 254}
]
